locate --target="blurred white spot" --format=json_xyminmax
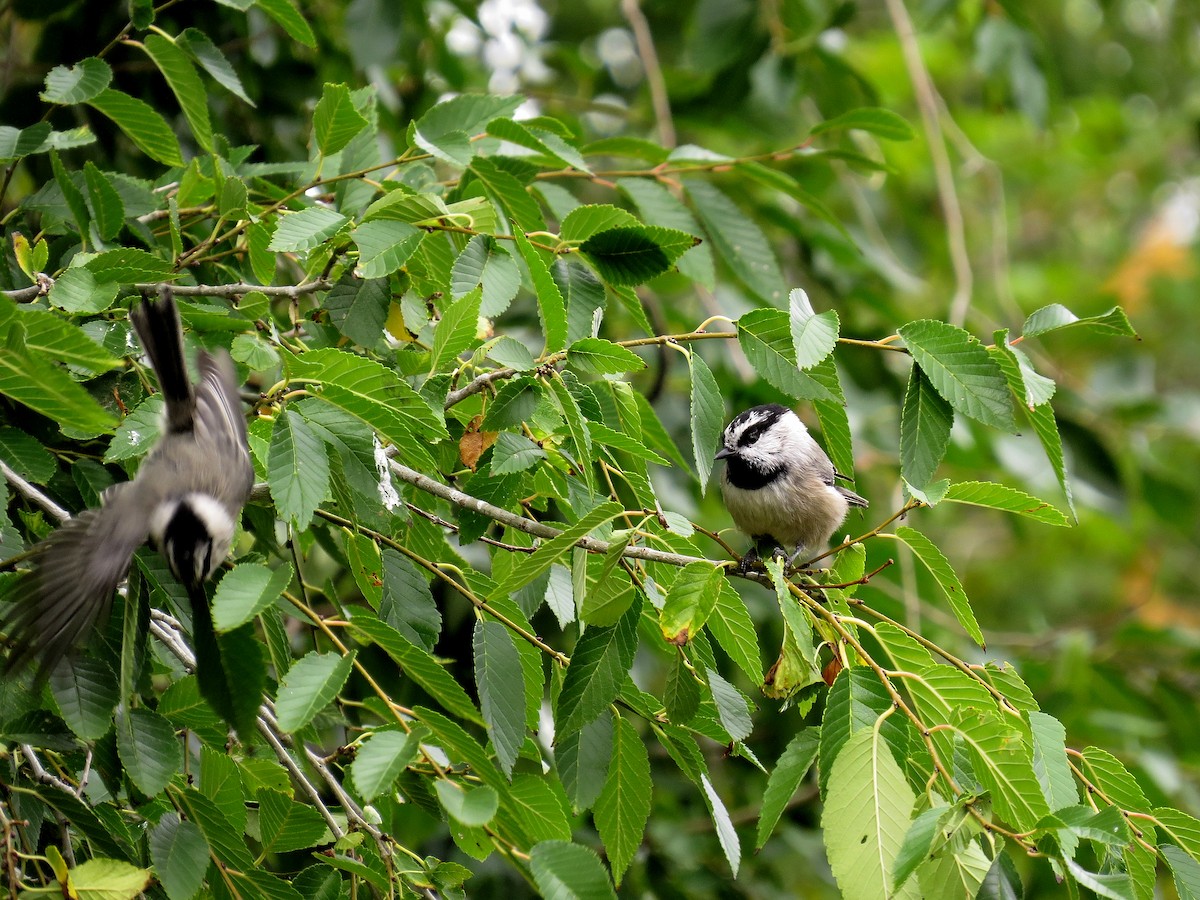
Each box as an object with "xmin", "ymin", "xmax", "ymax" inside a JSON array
[{"xmin": 374, "ymin": 434, "xmax": 402, "ymax": 511}]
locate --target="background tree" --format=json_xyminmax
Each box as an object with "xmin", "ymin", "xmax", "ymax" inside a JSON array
[{"xmin": 0, "ymin": 1, "xmax": 1197, "ymax": 898}]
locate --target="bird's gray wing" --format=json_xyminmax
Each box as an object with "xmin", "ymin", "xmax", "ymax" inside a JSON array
[
  {"xmin": 194, "ymin": 350, "xmax": 253, "ymax": 495},
  {"xmin": 1, "ymin": 489, "xmax": 150, "ymax": 681}
]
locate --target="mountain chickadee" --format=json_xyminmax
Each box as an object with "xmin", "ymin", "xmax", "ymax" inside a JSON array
[
  {"xmin": 1, "ymin": 287, "xmax": 253, "ymax": 682},
  {"xmin": 716, "ymin": 403, "xmax": 867, "ymax": 569}
]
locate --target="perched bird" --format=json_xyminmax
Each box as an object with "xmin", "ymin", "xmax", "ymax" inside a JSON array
[
  {"xmin": 716, "ymin": 404, "xmax": 867, "ymax": 569},
  {"xmin": 1, "ymin": 287, "xmax": 253, "ymax": 685}
]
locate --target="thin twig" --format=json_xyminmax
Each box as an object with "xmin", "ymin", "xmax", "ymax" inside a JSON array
[
  {"xmin": 883, "ymin": 0, "xmax": 973, "ymax": 326},
  {"xmin": 621, "ymin": 0, "xmax": 675, "ymax": 148},
  {"xmin": 0, "ymin": 462, "xmax": 69, "ymax": 522}
]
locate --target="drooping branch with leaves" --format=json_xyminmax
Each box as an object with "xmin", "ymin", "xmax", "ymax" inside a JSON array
[{"xmin": 0, "ymin": 3, "xmax": 1195, "ymax": 900}]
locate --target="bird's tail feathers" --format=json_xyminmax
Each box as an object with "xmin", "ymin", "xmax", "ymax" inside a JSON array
[{"xmin": 132, "ymin": 286, "xmax": 194, "ymax": 433}]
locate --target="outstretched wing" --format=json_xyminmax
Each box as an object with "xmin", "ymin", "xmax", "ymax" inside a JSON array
[
  {"xmin": 194, "ymin": 350, "xmax": 253, "ymax": 497},
  {"xmin": 1, "ymin": 490, "xmax": 149, "ymax": 682}
]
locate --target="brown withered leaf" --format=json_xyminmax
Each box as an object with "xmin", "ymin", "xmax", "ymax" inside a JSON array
[{"xmin": 459, "ymin": 415, "xmax": 497, "ymax": 471}]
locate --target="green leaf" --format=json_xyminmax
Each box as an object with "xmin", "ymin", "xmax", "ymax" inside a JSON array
[
  {"xmin": 706, "ymin": 579, "xmax": 762, "ymax": 685},
  {"xmin": 41, "ymin": 57, "xmax": 112, "ymax": 103},
  {"xmin": 546, "ymin": 373, "xmax": 594, "ymax": 491},
  {"xmin": 789, "ymin": 288, "xmax": 840, "ymax": 369},
  {"xmin": 84, "ymin": 247, "xmax": 175, "ymax": 283},
  {"xmin": 811, "ymin": 107, "xmax": 916, "ymax": 141},
  {"xmin": 1026, "ymin": 401, "xmax": 1076, "ymax": 519},
  {"xmin": 268, "ymin": 409, "xmax": 329, "ymax": 529},
  {"xmin": 323, "ymin": 275, "xmax": 391, "ymax": 346},
  {"xmin": 379, "ymin": 548, "xmax": 441, "ymax": 651},
  {"xmin": 82, "ymin": 162, "xmax": 125, "ymax": 240},
  {"xmin": 594, "ymin": 715, "xmax": 652, "ymax": 885},
  {"xmin": 170, "ymin": 785, "xmax": 254, "ymax": 869},
  {"xmin": 822, "ymin": 728, "xmax": 920, "ymax": 900},
  {"xmin": 0, "ymin": 349, "xmax": 116, "ymax": 437},
  {"xmin": 487, "ymin": 335, "xmax": 537, "ymax": 371},
  {"xmin": 470, "ymin": 156, "xmax": 546, "ymax": 233},
  {"xmin": 579, "ymin": 225, "xmax": 697, "ymax": 287},
  {"xmin": 708, "ymin": 669, "xmax": 752, "ymax": 742},
  {"xmin": 199, "ymin": 744, "xmax": 246, "ymax": 831},
  {"xmin": 664, "ymin": 652, "xmax": 701, "ymax": 723},
  {"xmin": 892, "ymin": 804, "xmax": 952, "ymax": 892},
  {"xmin": 490, "ymin": 431, "xmax": 545, "ymax": 475},
  {"xmin": 617, "ymin": 177, "xmax": 713, "ymax": 287},
  {"xmin": 46, "ymin": 859, "xmax": 152, "ymax": 898},
  {"xmin": 282, "ymin": 347, "xmax": 448, "ymax": 444},
  {"xmin": 954, "ymin": 709, "xmax": 1050, "ymax": 831},
  {"xmin": 435, "ymin": 780, "xmax": 499, "ymax": 829},
  {"xmin": 212, "ymin": 563, "xmax": 294, "ymax": 632},
  {"xmin": 104, "ymin": 395, "xmax": 163, "ymax": 462},
  {"xmin": 688, "ymin": 350, "xmax": 723, "ymax": 489},
  {"xmin": 489, "ymin": 117, "xmax": 592, "ymax": 173},
  {"xmin": 431, "ymin": 287, "xmax": 482, "ymax": 373},
  {"xmin": 313, "ymin": 82, "xmax": 368, "ymax": 156},
  {"xmin": 489, "ymin": 502, "xmax": 624, "ymax": 601},
  {"xmin": 473, "ymin": 619, "xmax": 526, "ymax": 778},
  {"xmin": 47, "ymin": 267, "xmax": 118, "ymax": 313},
  {"xmin": 898, "ymin": 319, "xmax": 1016, "ymax": 432},
  {"xmin": 143, "ymin": 33, "xmax": 213, "ymax": 152},
  {"xmin": 274, "ymin": 650, "xmax": 356, "ymax": 732},
  {"xmin": 451, "ymin": 234, "xmax": 521, "ymax": 316},
  {"xmin": 942, "ymin": 481, "xmax": 1070, "ymax": 526},
  {"xmin": 1022, "ymin": 303, "xmax": 1136, "ymax": 338},
  {"xmin": 177, "ymin": 28, "xmax": 254, "ymax": 105},
  {"xmin": 6, "ymin": 301, "xmax": 120, "ymax": 373},
  {"xmin": 350, "ymin": 730, "xmax": 422, "ymax": 802},
  {"xmin": 557, "ymin": 710, "xmax": 613, "ymax": 811},
  {"xmin": 700, "ymin": 773, "xmax": 741, "ymax": 877},
  {"xmin": 48, "ymin": 655, "xmax": 117, "ymax": 741},
  {"xmin": 269, "ymin": 207, "xmax": 350, "ymax": 252},
  {"xmin": 900, "ymin": 363, "xmax": 953, "ymax": 490},
  {"xmin": 1077, "ymin": 747, "xmax": 1150, "ymax": 813},
  {"xmin": 555, "ymin": 598, "xmax": 640, "ymax": 737},
  {"xmin": 1162, "ymin": 846, "xmax": 1200, "ymax": 900},
  {"xmin": 149, "ymin": 813, "xmax": 209, "ymax": 900},
  {"xmin": 818, "ymin": 666, "xmax": 899, "ymax": 796},
  {"xmin": 352, "ymin": 614, "xmax": 482, "ymax": 724},
  {"xmin": 659, "ymin": 560, "xmax": 724, "ymax": 644},
  {"xmin": 506, "ymin": 774, "xmax": 573, "ymax": 843},
  {"xmin": 351, "ymin": 220, "xmax": 423, "ymax": 279},
  {"xmin": 414, "ymin": 705, "xmax": 503, "ymax": 789},
  {"xmin": 756, "ymin": 728, "xmax": 820, "ymax": 849},
  {"xmin": 50, "ymin": 148, "xmax": 91, "ymax": 240},
  {"xmin": 686, "ymin": 178, "xmax": 786, "ymax": 304},
  {"xmin": 1027, "ymin": 710, "xmax": 1084, "ymax": 816},
  {"xmin": 116, "ymin": 706, "xmax": 183, "ymax": 796},
  {"xmin": 258, "ymin": 788, "xmax": 331, "ymax": 853},
  {"xmin": 892, "ymin": 526, "xmax": 984, "ymax": 646},
  {"xmin": 529, "ymin": 840, "xmax": 618, "ymax": 900},
  {"xmin": 565, "ymin": 338, "xmax": 645, "ymax": 377},
  {"xmin": 414, "ymin": 94, "xmax": 522, "ymax": 166},
  {"xmin": 737, "ymin": 307, "xmax": 838, "ymax": 402},
  {"xmin": 513, "ymin": 228, "xmax": 568, "ymax": 354},
  {"xmin": 0, "ymin": 425, "xmax": 55, "ymax": 483},
  {"xmin": 87, "ymin": 88, "xmax": 183, "ymax": 166},
  {"xmin": 256, "ymin": 0, "xmax": 317, "ymax": 47},
  {"xmin": 560, "ymin": 204, "xmax": 640, "ymax": 242}
]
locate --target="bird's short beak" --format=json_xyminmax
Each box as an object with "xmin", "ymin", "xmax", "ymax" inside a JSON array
[{"xmin": 714, "ymin": 446, "xmax": 735, "ymax": 461}]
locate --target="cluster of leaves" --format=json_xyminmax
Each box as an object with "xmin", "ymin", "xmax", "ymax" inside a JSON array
[{"xmin": 0, "ymin": 4, "xmax": 1196, "ymax": 900}]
